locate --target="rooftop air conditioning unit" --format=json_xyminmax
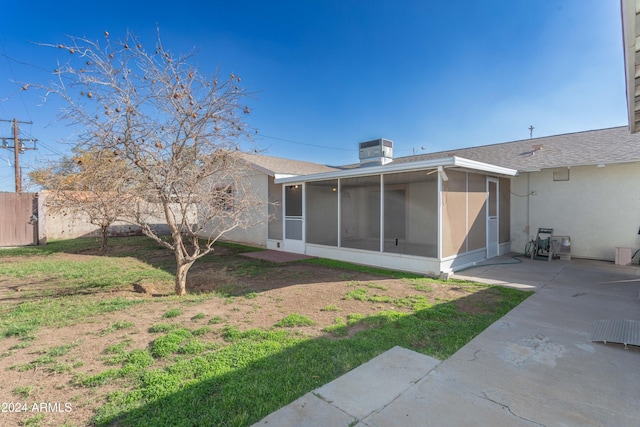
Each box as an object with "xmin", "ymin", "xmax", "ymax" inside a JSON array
[{"xmin": 359, "ymin": 138, "xmax": 393, "ymax": 165}]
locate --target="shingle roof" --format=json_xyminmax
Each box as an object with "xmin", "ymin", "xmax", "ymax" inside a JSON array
[
  {"xmin": 392, "ymin": 126, "xmax": 640, "ymax": 171},
  {"xmin": 244, "ymin": 127, "xmax": 640, "ymax": 178},
  {"xmin": 239, "ymin": 153, "xmax": 339, "ymax": 176}
]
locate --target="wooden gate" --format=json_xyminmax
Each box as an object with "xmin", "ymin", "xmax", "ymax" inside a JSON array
[{"xmin": 0, "ymin": 193, "xmax": 38, "ymax": 247}]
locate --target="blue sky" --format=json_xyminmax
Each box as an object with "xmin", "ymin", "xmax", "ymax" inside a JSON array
[{"xmin": 0, "ymin": 0, "xmax": 627, "ymax": 192}]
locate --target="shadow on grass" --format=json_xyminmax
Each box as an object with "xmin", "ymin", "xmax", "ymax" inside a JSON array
[
  {"xmin": 0, "ymin": 237, "xmax": 435, "ymax": 301},
  {"xmin": 92, "ymin": 287, "xmax": 530, "ymax": 427}
]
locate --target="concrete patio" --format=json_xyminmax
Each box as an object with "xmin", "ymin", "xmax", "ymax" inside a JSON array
[{"xmin": 253, "ymin": 256, "xmax": 640, "ymax": 426}]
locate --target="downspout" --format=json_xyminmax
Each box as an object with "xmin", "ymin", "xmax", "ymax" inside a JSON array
[
  {"xmin": 527, "ymin": 172, "xmax": 531, "ymax": 244},
  {"xmin": 337, "ymin": 178, "xmax": 341, "ymax": 248},
  {"xmin": 437, "ymin": 169, "xmax": 443, "ymax": 262},
  {"xmin": 380, "ymin": 174, "xmax": 385, "ymax": 252}
]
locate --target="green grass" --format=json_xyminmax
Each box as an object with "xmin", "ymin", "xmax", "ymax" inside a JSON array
[
  {"xmin": 274, "ymin": 314, "xmax": 316, "ymax": 328},
  {"xmin": 191, "ymin": 313, "xmax": 206, "ymax": 321},
  {"xmin": 324, "ymin": 317, "xmax": 349, "ymax": 337},
  {"xmin": 301, "ymin": 258, "xmax": 424, "ymax": 279},
  {"xmin": 231, "ymin": 262, "xmax": 274, "ymax": 278},
  {"xmin": 162, "ymin": 308, "xmax": 183, "ymax": 319},
  {"xmin": 0, "ymin": 236, "xmax": 533, "ymax": 427},
  {"xmin": 17, "ymin": 343, "xmax": 79, "ymax": 373},
  {"xmin": 13, "ymin": 385, "xmax": 34, "ymax": 398},
  {"xmin": 75, "ymin": 349, "xmax": 155, "ymax": 387},
  {"xmin": 0, "ymin": 297, "xmax": 143, "ymax": 339},
  {"xmin": 149, "ymin": 323, "xmax": 179, "ymax": 333},
  {"xmin": 0, "ymin": 256, "xmax": 173, "ymax": 297},
  {"xmin": 344, "ymin": 288, "xmax": 369, "ymax": 301},
  {"xmin": 151, "ymin": 329, "xmax": 193, "ymax": 358},
  {"xmin": 208, "ymin": 316, "xmax": 224, "ymax": 325},
  {"xmin": 23, "ymin": 413, "xmax": 46, "ymax": 427},
  {"xmin": 92, "ymin": 289, "xmax": 530, "ymax": 427},
  {"xmin": 101, "ymin": 320, "xmax": 135, "ymax": 336}
]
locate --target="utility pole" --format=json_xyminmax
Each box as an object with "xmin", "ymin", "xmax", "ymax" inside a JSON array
[{"xmin": 1, "ymin": 118, "xmax": 37, "ymax": 193}]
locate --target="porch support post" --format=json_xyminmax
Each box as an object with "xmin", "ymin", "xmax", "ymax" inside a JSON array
[
  {"xmin": 380, "ymin": 174, "xmax": 384, "ymax": 252},
  {"xmin": 301, "ymin": 183, "xmax": 306, "ymax": 245}
]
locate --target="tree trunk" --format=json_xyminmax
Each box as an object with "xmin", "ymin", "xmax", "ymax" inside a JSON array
[
  {"xmin": 100, "ymin": 226, "xmax": 108, "ymax": 253},
  {"xmin": 174, "ymin": 258, "xmax": 194, "ymax": 296}
]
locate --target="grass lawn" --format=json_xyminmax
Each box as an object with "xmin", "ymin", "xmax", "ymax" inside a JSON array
[{"xmin": 0, "ymin": 237, "xmax": 532, "ymax": 427}]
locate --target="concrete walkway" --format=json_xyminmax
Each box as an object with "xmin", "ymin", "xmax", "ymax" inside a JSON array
[{"xmin": 253, "ymin": 257, "xmax": 640, "ymax": 426}]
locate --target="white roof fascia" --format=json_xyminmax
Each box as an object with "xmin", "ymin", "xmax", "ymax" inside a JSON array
[
  {"xmin": 451, "ymin": 157, "xmax": 518, "ymax": 176},
  {"xmin": 274, "ymin": 173, "xmax": 299, "ymax": 180},
  {"xmin": 274, "ymin": 156, "xmax": 517, "ymax": 185}
]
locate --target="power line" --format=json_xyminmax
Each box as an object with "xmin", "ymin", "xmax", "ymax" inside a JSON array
[
  {"xmin": 0, "ymin": 37, "xmax": 32, "ymax": 121},
  {"xmin": 259, "ymin": 134, "xmax": 356, "ymax": 152},
  {"xmin": 36, "ymin": 141, "xmax": 65, "ymax": 156}
]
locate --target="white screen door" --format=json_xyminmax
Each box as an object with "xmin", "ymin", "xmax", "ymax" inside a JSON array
[
  {"xmin": 283, "ymin": 184, "xmax": 305, "ymax": 253},
  {"xmin": 487, "ymin": 178, "xmax": 499, "ymax": 258}
]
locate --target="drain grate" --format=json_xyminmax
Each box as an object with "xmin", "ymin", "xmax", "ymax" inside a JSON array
[{"xmin": 590, "ymin": 319, "xmax": 640, "ymax": 348}]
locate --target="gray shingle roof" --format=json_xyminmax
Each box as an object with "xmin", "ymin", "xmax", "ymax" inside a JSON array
[
  {"xmin": 239, "ymin": 153, "xmax": 339, "ymax": 176},
  {"xmin": 392, "ymin": 126, "xmax": 640, "ymax": 171},
  {"xmin": 244, "ymin": 127, "xmax": 639, "ymax": 178}
]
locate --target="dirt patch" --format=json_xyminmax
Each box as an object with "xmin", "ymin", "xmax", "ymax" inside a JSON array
[{"xmin": 0, "ymin": 250, "xmax": 495, "ymax": 427}]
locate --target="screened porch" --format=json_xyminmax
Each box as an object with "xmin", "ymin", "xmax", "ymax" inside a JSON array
[{"xmin": 270, "ymin": 157, "xmax": 517, "ymax": 275}]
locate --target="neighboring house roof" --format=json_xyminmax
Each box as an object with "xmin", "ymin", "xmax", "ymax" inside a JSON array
[
  {"xmin": 621, "ymin": 0, "xmax": 640, "ymax": 133},
  {"xmin": 239, "ymin": 153, "xmax": 339, "ymax": 177},
  {"xmin": 392, "ymin": 126, "xmax": 640, "ymax": 171}
]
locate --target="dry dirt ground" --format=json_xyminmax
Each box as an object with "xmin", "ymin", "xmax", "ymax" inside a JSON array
[{"xmin": 0, "ymin": 249, "xmax": 495, "ymax": 427}]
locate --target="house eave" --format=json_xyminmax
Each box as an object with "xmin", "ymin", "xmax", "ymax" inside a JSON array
[
  {"xmin": 517, "ymin": 158, "xmax": 640, "ymax": 174},
  {"xmin": 274, "ymin": 156, "xmax": 517, "ymax": 184}
]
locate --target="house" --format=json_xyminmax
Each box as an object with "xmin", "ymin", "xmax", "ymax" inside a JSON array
[
  {"xmin": 212, "ymin": 2, "xmax": 640, "ymax": 274},
  {"xmin": 218, "ymin": 127, "xmax": 640, "ymax": 276},
  {"xmin": 201, "ymin": 153, "xmax": 339, "ymax": 247},
  {"xmin": 398, "ymin": 126, "xmax": 640, "ymax": 262}
]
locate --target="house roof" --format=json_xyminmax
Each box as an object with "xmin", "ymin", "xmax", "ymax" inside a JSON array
[
  {"xmin": 391, "ymin": 126, "xmax": 640, "ymax": 171},
  {"xmin": 275, "ymin": 156, "xmax": 517, "ymax": 184},
  {"xmin": 248, "ymin": 126, "xmax": 640, "ymax": 184},
  {"xmin": 239, "ymin": 152, "xmax": 339, "ymax": 177},
  {"xmin": 621, "ymin": 0, "xmax": 640, "ymax": 133}
]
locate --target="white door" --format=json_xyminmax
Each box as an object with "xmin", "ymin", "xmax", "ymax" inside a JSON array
[
  {"xmin": 486, "ymin": 178, "xmax": 499, "ymax": 258},
  {"xmin": 283, "ymin": 184, "xmax": 305, "ymax": 253}
]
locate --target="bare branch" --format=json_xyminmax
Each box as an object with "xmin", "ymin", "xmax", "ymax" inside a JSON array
[{"xmin": 35, "ymin": 30, "xmax": 259, "ymax": 295}]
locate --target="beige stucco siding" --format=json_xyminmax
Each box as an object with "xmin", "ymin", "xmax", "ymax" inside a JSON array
[
  {"xmin": 203, "ymin": 170, "xmax": 269, "ymax": 248},
  {"xmin": 511, "ymin": 162, "xmax": 640, "ymax": 260}
]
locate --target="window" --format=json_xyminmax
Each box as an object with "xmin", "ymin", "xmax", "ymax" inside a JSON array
[{"xmin": 214, "ymin": 185, "xmax": 234, "ymax": 211}]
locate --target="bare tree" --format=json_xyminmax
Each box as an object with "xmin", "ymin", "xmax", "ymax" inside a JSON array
[
  {"xmin": 30, "ymin": 149, "xmax": 135, "ymax": 252},
  {"xmin": 34, "ymin": 30, "xmax": 259, "ymax": 295}
]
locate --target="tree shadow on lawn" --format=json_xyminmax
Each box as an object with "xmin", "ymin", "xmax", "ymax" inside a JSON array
[
  {"xmin": 1, "ymin": 237, "xmax": 426, "ymax": 299},
  {"xmin": 93, "ymin": 287, "xmax": 530, "ymax": 427}
]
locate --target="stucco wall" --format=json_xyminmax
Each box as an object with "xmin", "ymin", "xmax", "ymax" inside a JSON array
[
  {"xmin": 510, "ymin": 162, "xmax": 640, "ymax": 260},
  {"xmin": 39, "ymin": 191, "xmax": 176, "ymax": 240},
  {"xmin": 205, "ymin": 170, "xmax": 269, "ymax": 247}
]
